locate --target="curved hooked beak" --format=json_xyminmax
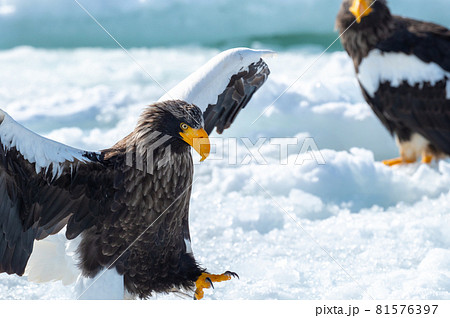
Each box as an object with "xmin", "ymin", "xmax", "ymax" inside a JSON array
[
  {"xmin": 179, "ymin": 127, "xmax": 210, "ymax": 162},
  {"xmin": 349, "ymin": 0, "xmax": 372, "ymax": 23}
]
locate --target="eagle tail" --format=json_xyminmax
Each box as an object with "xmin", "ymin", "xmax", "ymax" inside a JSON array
[{"xmin": 25, "ymin": 229, "xmax": 81, "ymax": 286}]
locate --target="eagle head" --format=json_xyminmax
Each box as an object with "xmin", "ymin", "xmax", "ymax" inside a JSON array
[
  {"xmin": 337, "ymin": 0, "xmax": 390, "ymax": 29},
  {"xmin": 136, "ymin": 100, "xmax": 210, "ymax": 161}
]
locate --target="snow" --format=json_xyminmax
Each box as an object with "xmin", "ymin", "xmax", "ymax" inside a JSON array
[
  {"xmin": 0, "ymin": 46, "xmax": 449, "ymax": 300},
  {"xmin": 75, "ymin": 269, "xmax": 124, "ymax": 300},
  {"xmin": 358, "ymin": 50, "xmax": 450, "ymax": 98}
]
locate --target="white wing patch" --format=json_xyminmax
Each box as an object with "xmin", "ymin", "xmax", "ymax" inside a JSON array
[
  {"xmin": 0, "ymin": 109, "xmax": 95, "ymax": 178},
  {"xmin": 158, "ymin": 48, "xmax": 275, "ymax": 112},
  {"xmin": 358, "ymin": 49, "xmax": 450, "ymax": 98}
]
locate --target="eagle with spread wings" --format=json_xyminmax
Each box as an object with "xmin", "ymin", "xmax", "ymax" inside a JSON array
[{"xmin": 0, "ymin": 48, "xmax": 273, "ymax": 299}]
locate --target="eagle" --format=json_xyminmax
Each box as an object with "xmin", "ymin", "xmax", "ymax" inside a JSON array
[
  {"xmin": 0, "ymin": 48, "xmax": 273, "ymax": 299},
  {"xmin": 336, "ymin": 0, "xmax": 450, "ymax": 166}
]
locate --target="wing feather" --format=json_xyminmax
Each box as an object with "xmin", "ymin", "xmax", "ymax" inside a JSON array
[
  {"xmin": 362, "ymin": 80, "xmax": 450, "ymax": 154},
  {"xmin": 158, "ymin": 48, "xmax": 273, "ymax": 134},
  {"xmin": 358, "ymin": 17, "xmax": 450, "ymax": 154},
  {"xmin": 0, "ymin": 109, "xmax": 108, "ymax": 275},
  {"xmin": 203, "ymin": 59, "xmax": 270, "ymax": 134},
  {"xmin": 377, "ymin": 16, "xmax": 450, "ymax": 71}
]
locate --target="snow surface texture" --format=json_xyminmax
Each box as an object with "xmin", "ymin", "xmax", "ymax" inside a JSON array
[
  {"xmin": 358, "ymin": 50, "xmax": 450, "ymax": 99},
  {"xmin": 0, "ymin": 47, "xmax": 449, "ymax": 300}
]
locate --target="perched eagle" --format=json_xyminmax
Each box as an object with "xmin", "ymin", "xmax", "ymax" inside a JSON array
[
  {"xmin": 0, "ymin": 48, "xmax": 273, "ymax": 299},
  {"xmin": 336, "ymin": 0, "xmax": 450, "ymax": 165}
]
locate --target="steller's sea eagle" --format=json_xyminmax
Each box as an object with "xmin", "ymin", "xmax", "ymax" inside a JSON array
[
  {"xmin": 336, "ymin": 0, "xmax": 450, "ymax": 166},
  {"xmin": 0, "ymin": 48, "xmax": 273, "ymax": 299}
]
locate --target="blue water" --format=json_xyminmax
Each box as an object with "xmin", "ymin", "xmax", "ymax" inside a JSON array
[{"xmin": 0, "ymin": 0, "xmax": 449, "ymax": 50}]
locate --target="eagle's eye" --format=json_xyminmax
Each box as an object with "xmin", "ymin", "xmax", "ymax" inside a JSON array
[{"xmin": 180, "ymin": 123, "xmax": 189, "ymax": 130}]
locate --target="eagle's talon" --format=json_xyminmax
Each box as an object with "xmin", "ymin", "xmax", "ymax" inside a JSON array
[
  {"xmin": 224, "ymin": 271, "xmax": 239, "ymax": 279},
  {"xmin": 382, "ymin": 157, "xmax": 416, "ymax": 166},
  {"xmin": 421, "ymin": 155, "xmax": 433, "ymax": 164},
  {"xmin": 206, "ymin": 277, "xmax": 214, "ymax": 289},
  {"xmin": 194, "ymin": 271, "xmax": 239, "ymax": 300}
]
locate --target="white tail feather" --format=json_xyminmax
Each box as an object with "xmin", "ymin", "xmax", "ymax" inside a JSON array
[{"xmin": 25, "ymin": 228, "xmax": 81, "ymax": 286}]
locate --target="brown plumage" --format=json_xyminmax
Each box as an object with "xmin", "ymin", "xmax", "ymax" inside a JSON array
[
  {"xmin": 336, "ymin": 0, "xmax": 450, "ymax": 164},
  {"xmin": 0, "ymin": 49, "xmax": 271, "ymax": 299},
  {"xmin": 78, "ymin": 101, "xmax": 204, "ymax": 297},
  {"xmin": 1, "ymin": 101, "xmax": 205, "ymax": 298}
]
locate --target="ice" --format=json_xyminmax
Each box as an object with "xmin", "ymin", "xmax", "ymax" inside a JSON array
[
  {"xmin": 0, "ymin": 45, "xmax": 449, "ymax": 300},
  {"xmin": 0, "ymin": 0, "xmax": 449, "ymax": 49}
]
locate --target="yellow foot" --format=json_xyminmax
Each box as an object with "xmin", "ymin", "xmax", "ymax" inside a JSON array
[
  {"xmin": 421, "ymin": 155, "xmax": 433, "ymax": 164},
  {"xmin": 382, "ymin": 157, "xmax": 416, "ymax": 166},
  {"xmin": 194, "ymin": 271, "xmax": 239, "ymax": 300}
]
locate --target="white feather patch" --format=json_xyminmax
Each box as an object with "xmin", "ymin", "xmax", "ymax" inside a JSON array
[
  {"xmin": 25, "ymin": 229, "xmax": 81, "ymax": 286},
  {"xmin": 184, "ymin": 238, "xmax": 193, "ymax": 254},
  {"xmin": 26, "ymin": 228, "xmax": 125, "ymax": 300},
  {"xmin": 158, "ymin": 47, "xmax": 275, "ymax": 112},
  {"xmin": 0, "ymin": 109, "xmax": 95, "ymax": 178},
  {"xmin": 447, "ymin": 80, "xmax": 450, "ymax": 99},
  {"xmin": 358, "ymin": 49, "xmax": 450, "ymax": 98},
  {"xmin": 395, "ymin": 133, "xmax": 430, "ymax": 161}
]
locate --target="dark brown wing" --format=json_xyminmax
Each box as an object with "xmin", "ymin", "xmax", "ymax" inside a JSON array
[
  {"xmin": 203, "ymin": 58, "xmax": 270, "ymax": 134},
  {"xmin": 377, "ymin": 16, "xmax": 450, "ymax": 71},
  {"xmin": 0, "ymin": 110, "xmax": 110, "ymax": 275},
  {"xmin": 362, "ymin": 80, "xmax": 450, "ymax": 154}
]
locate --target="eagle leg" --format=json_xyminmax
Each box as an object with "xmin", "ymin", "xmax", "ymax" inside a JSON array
[
  {"xmin": 421, "ymin": 155, "xmax": 433, "ymax": 164},
  {"xmin": 193, "ymin": 271, "xmax": 239, "ymax": 300},
  {"xmin": 382, "ymin": 157, "xmax": 416, "ymax": 166}
]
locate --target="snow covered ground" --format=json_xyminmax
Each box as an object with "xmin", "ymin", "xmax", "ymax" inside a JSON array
[{"xmin": 0, "ymin": 46, "xmax": 449, "ymax": 300}]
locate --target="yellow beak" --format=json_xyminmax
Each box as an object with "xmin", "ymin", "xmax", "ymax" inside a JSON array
[
  {"xmin": 179, "ymin": 127, "xmax": 210, "ymax": 162},
  {"xmin": 349, "ymin": 0, "xmax": 372, "ymax": 23}
]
